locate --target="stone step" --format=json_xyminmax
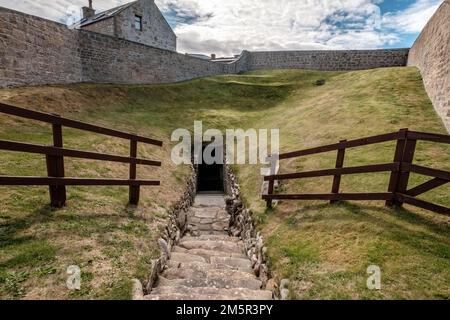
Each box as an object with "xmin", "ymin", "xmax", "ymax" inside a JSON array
[
  {"xmin": 180, "ymin": 240, "xmax": 243, "ymax": 253},
  {"xmin": 146, "ymin": 193, "xmax": 273, "ymax": 301},
  {"xmin": 192, "ymin": 204, "xmax": 226, "ymax": 209},
  {"xmin": 188, "ymin": 217, "xmax": 215, "ymax": 224},
  {"xmin": 148, "ymin": 285, "xmax": 273, "ymax": 300},
  {"xmin": 193, "ymin": 195, "xmax": 226, "ymax": 207},
  {"xmin": 190, "ymin": 204, "xmax": 227, "ymax": 211},
  {"xmin": 210, "ymin": 256, "xmax": 252, "ymax": 270},
  {"xmin": 189, "ymin": 217, "xmax": 227, "ymax": 226},
  {"xmin": 188, "ymin": 221, "xmax": 229, "ymax": 232},
  {"xmin": 145, "ymin": 293, "xmax": 235, "ymax": 300},
  {"xmin": 194, "ymin": 230, "xmax": 230, "ymax": 236},
  {"xmin": 157, "ymin": 274, "xmax": 262, "ymax": 290},
  {"xmin": 189, "ymin": 216, "xmax": 229, "ymax": 225},
  {"xmin": 182, "ymin": 235, "xmax": 240, "ymax": 242},
  {"xmin": 167, "ymin": 260, "xmax": 254, "ymax": 274},
  {"xmin": 170, "ymin": 252, "xmax": 207, "ymax": 263},
  {"xmin": 211, "ymin": 221, "xmax": 230, "ymax": 231},
  {"xmin": 162, "ymin": 266, "xmax": 258, "ymax": 282},
  {"xmin": 188, "ymin": 208, "xmax": 220, "ymax": 219},
  {"xmin": 172, "ymin": 246, "xmax": 246, "ymax": 259}
]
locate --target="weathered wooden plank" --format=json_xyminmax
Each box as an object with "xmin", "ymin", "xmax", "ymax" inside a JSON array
[
  {"xmin": 407, "ymin": 164, "xmax": 450, "ymax": 181},
  {"xmin": 0, "ymin": 140, "xmax": 161, "ymax": 166},
  {"xmin": 408, "ymin": 131, "xmax": 450, "ymax": 144},
  {"xmin": 279, "ymin": 132, "xmax": 399, "ymax": 159},
  {"xmin": 0, "ymin": 102, "xmax": 163, "ymax": 146},
  {"xmin": 397, "ymin": 194, "xmax": 450, "ymax": 216},
  {"xmin": 265, "ymin": 163, "xmax": 398, "ymax": 181},
  {"xmin": 0, "ymin": 177, "xmax": 160, "ymax": 186},
  {"xmin": 406, "ymin": 178, "xmax": 448, "ymax": 197},
  {"xmin": 262, "ymin": 193, "xmax": 393, "ymax": 201}
]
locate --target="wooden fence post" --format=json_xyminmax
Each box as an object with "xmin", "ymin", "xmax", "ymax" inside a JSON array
[
  {"xmin": 331, "ymin": 139, "xmax": 347, "ymax": 204},
  {"xmin": 266, "ymin": 179, "xmax": 274, "ymax": 208},
  {"xmin": 46, "ymin": 115, "xmax": 66, "ymax": 208},
  {"xmin": 395, "ymin": 131, "xmax": 417, "ymax": 207},
  {"xmin": 129, "ymin": 139, "xmax": 140, "ymax": 205},
  {"xmin": 264, "ymin": 154, "xmax": 279, "ymax": 209},
  {"xmin": 386, "ymin": 129, "xmax": 408, "ymax": 207}
]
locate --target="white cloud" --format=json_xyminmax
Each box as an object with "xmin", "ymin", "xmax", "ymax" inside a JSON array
[
  {"xmin": 158, "ymin": 0, "xmax": 392, "ymax": 55},
  {"xmin": 0, "ymin": 0, "xmax": 444, "ymax": 56},
  {"xmin": 0, "ymin": 0, "xmax": 130, "ymax": 24},
  {"xmin": 382, "ymin": 0, "xmax": 442, "ymax": 33}
]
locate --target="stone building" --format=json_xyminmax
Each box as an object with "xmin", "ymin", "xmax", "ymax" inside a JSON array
[{"xmin": 73, "ymin": 0, "xmax": 176, "ymax": 51}]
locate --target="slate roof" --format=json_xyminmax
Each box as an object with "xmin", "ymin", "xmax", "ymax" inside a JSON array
[{"xmin": 72, "ymin": 1, "xmax": 137, "ymax": 28}]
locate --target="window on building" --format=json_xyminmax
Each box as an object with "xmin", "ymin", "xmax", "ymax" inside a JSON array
[{"xmin": 134, "ymin": 15, "xmax": 142, "ymax": 31}]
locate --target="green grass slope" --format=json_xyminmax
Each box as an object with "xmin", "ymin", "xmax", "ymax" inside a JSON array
[{"xmin": 0, "ymin": 67, "xmax": 448, "ymax": 299}]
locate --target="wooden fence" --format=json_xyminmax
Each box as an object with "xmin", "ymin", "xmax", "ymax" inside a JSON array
[
  {"xmin": 0, "ymin": 103, "xmax": 163, "ymax": 207},
  {"xmin": 263, "ymin": 129, "xmax": 450, "ymax": 216}
]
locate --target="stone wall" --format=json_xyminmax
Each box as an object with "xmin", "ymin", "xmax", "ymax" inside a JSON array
[
  {"xmin": 0, "ymin": 5, "xmax": 417, "ymax": 91},
  {"xmin": 243, "ymin": 49, "xmax": 409, "ymax": 71},
  {"xmin": 408, "ymin": 0, "xmax": 450, "ymax": 133},
  {"xmin": 78, "ymin": 30, "xmax": 227, "ymax": 84},
  {"xmin": 0, "ymin": 7, "xmax": 82, "ymax": 87},
  {"xmin": 0, "ymin": 6, "xmax": 415, "ymax": 89},
  {"xmin": 228, "ymin": 50, "xmax": 251, "ymax": 74},
  {"xmin": 0, "ymin": 6, "xmax": 228, "ymax": 87}
]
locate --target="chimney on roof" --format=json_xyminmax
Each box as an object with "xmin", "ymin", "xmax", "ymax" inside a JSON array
[
  {"xmin": 211, "ymin": 54, "xmax": 216, "ymax": 60},
  {"xmin": 82, "ymin": 0, "xmax": 96, "ymax": 19}
]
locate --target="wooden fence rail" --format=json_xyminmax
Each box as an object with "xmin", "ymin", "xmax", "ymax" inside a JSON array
[
  {"xmin": 0, "ymin": 102, "xmax": 163, "ymax": 207},
  {"xmin": 263, "ymin": 129, "xmax": 450, "ymax": 216}
]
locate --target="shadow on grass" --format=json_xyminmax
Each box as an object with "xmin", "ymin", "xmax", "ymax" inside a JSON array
[
  {"xmin": 284, "ymin": 201, "xmax": 450, "ymax": 260},
  {"xmin": 0, "ymin": 202, "xmax": 153, "ymax": 251},
  {"xmin": 0, "ymin": 205, "xmax": 54, "ymax": 249}
]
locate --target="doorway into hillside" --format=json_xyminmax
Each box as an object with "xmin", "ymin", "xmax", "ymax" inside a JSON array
[{"xmin": 196, "ymin": 143, "xmax": 224, "ymax": 193}]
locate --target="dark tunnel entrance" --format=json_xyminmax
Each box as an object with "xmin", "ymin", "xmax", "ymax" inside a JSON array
[{"xmin": 196, "ymin": 144, "xmax": 224, "ymax": 193}]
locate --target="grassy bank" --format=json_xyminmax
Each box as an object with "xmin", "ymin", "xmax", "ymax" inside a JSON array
[{"xmin": 0, "ymin": 67, "xmax": 449, "ymax": 299}]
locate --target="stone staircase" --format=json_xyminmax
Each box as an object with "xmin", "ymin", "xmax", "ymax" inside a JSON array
[{"xmin": 144, "ymin": 194, "xmax": 273, "ymax": 300}]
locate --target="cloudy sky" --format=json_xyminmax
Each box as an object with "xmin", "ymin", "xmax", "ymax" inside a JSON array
[{"xmin": 0, "ymin": 0, "xmax": 444, "ymax": 56}]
